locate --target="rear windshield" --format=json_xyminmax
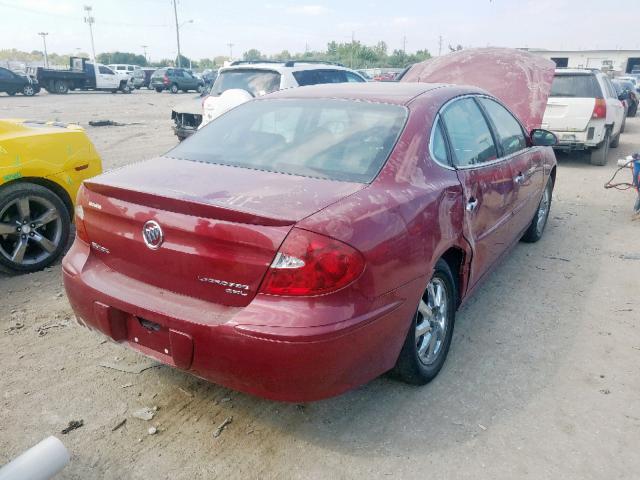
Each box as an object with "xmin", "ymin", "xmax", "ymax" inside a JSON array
[
  {"xmin": 212, "ymin": 69, "xmax": 281, "ymax": 97},
  {"xmin": 168, "ymin": 99, "xmax": 407, "ymax": 183},
  {"xmin": 151, "ymin": 69, "xmax": 166, "ymax": 77},
  {"xmin": 550, "ymin": 74, "xmax": 602, "ymax": 98}
]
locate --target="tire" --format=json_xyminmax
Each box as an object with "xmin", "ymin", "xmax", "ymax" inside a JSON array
[
  {"xmin": 22, "ymin": 84, "xmax": 36, "ymax": 96},
  {"xmin": 197, "ymin": 84, "xmax": 204, "ymax": 93},
  {"xmin": 521, "ymin": 176, "xmax": 553, "ymax": 243},
  {"xmin": 0, "ymin": 182, "xmax": 71, "ymax": 274},
  {"xmin": 155, "ymin": 87, "xmax": 163, "ymax": 93},
  {"xmin": 590, "ymin": 130, "xmax": 610, "ymax": 166},
  {"xmin": 394, "ymin": 259, "xmax": 456, "ymax": 385},
  {"xmin": 610, "ymin": 129, "xmax": 620, "ymax": 148},
  {"xmin": 7, "ymin": 90, "xmax": 17, "ymax": 96},
  {"xmin": 54, "ymin": 80, "xmax": 68, "ymax": 94},
  {"xmin": 170, "ymin": 83, "xmax": 179, "ymax": 94}
]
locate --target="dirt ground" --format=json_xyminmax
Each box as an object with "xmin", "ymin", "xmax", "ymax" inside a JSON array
[{"xmin": 0, "ymin": 89, "xmax": 638, "ymax": 480}]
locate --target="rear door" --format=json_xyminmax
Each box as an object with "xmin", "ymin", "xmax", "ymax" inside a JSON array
[
  {"xmin": 477, "ymin": 97, "xmax": 544, "ymax": 234},
  {"xmin": 440, "ymin": 96, "xmax": 517, "ymax": 288},
  {"xmin": 542, "ymin": 73, "xmax": 601, "ymax": 131}
]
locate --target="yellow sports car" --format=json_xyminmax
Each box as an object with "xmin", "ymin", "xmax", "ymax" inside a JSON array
[{"xmin": 0, "ymin": 120, "xmax": 102, "ymax": 273}]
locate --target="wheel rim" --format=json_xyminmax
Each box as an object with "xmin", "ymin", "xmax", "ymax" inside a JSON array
[
  {"xmin": 24, "ymin": 85, "xmax": 34, "ymax": 95},
  {"xmin": 0, "ymin": 195, "xmax": 63, "ymax": 266},
  {"xmin": 536, "ymin": 184, "xmax": 551, "ymax": 234},
  {"xmin": 415, "ymin": 277, "xmax": 449, "ymax": 366}
]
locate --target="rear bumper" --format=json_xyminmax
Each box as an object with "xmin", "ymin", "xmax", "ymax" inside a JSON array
[
  {"xmin": 62, "ymin": 240, "xmax": 419, "ymax": 402},
  {"xmin": 548, "ymin": 124, "xmax": 606, "ymax": 150}
]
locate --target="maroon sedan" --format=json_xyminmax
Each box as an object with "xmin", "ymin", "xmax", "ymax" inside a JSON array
[{"xmin": 63, "ymin": 76, "xmax": 558, "ymax": 401}]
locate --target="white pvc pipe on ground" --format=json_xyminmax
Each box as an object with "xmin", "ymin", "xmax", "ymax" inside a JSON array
[{"xmin": 0, "ymin": 436, "xmax": 70, "ymax": 480}]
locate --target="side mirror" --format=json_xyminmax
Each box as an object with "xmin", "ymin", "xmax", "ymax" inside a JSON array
[{"xmin": 530, "ymin": 129, "xmax": 557, "ymax": 147}]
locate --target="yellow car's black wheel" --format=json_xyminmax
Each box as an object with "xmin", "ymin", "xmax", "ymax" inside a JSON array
[{"xmin": 0, "ymin": 183, "xmax": 70, "ymax": 273}]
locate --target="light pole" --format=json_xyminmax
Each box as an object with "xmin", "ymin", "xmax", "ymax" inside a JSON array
[
  {"xmin": 141, "ymin": 45, "xmax": 148, "ymax": 64},
  {"xmin": 227, "ymin": 42, "xmax": 234, "ymax": 60},
  {"xmin": 172, "ymin": 0, "xmax": 192, "ymax": 68},
  {"xmin": 83, "ymin": 5, "xmax": 96, "ymax": 62},
  {"xmin": 37, "ymin": 32, "xmax": 49, "ymax": 68}
]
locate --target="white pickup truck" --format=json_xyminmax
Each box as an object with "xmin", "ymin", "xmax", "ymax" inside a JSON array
[{"xmin": 542, "ymin": 69, "xmax": 625, "ymax": 165}]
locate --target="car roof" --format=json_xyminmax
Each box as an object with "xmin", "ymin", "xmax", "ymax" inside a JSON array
[
  {"xmin": 219, "ymin": 62, "xmax": 359, "ymax": 74},
  {"xmin": 264, "ymin": 82, "xmax": 453, "ymax": 105}
]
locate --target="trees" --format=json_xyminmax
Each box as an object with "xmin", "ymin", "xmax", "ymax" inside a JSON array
[
  {"xmin": 242, "ymin": 49, "xmax": 264, "ymax": 61},
  {"xmin": 96, "ymin": 51, "xmax": 146, "ymax": 66}
]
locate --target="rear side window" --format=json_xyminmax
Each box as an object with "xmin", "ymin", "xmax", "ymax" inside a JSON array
[
  {"xmin": 213, "ymin": 69, "xmax": 281, "ymax": 96},
  {"xmin": 345, "ymin": 72, "xmax": 365, "ymax": 83},
  {"xmin": 430, "ymin": 119, "xmax": 448, "ymax": 165},
  {"xmin": 293, "ymin": 69, "xmax": 348, "ymax": 86},
  {"xmin": 441, "ymin": 98, "xmax": 498, "ymax": 167},
  {"xmin": 478, "ymin": 98, "xmax": 527, "ymax": 156},
  {"xmin": 169, "ymin": 99, "xmax": 407, "ymax": 183},
  {"xmin": 550, "ymin": 74, "xmax": 602, "ymax": 98}
]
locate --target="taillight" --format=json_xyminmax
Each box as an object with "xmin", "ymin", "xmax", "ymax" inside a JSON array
[
  {"xmin": 74, "ymin": 204, "xmax": 89, "ymax": 243},
  {"xmin": 163, "ymin": 74, "xmax": 169, "ymax": 84},
  {"xmin": 74, "ymin": 186, "xmax": 89, "ymax": 243},
  {"xmin": 592, "ymin": 98, "xmax": 607, "ymax": 119},
  {"xmin": 259, "ymin": 228, "xmax": 365, "ymax": 296}
]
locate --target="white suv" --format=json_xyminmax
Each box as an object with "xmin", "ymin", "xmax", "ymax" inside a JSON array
[
  {"xmin": 200, "ymin": 61, "xmax": 366, "ymax": 128},
  {"xmin": 542, "ymin": 69, "xmax": 625, "ymax": 165}
]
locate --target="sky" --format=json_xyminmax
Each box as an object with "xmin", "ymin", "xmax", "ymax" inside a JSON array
[{"xmin": 1, "ymin": 0, "xmax": 639, "ymax": 61}]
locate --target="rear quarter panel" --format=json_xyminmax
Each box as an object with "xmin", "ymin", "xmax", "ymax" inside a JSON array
[
  {"xmin": 298, "ymin": 90, "xmax": 470, "ymax": 301},
  {"xmin": 0, "ymin": 121, "xmax": 102, "ymax": 204}
]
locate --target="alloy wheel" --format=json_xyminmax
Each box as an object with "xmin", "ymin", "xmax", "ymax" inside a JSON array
[
  {"xmin": 0, "ymin": 195, "xmax": 63, "ymax": 267},
  {"xmin": 415, "ymin": 277, "xmax": 449, "ymax": 366},
  {"xmin": 536, "ymin": 184, "xmax": 551, "ymax": 235}
]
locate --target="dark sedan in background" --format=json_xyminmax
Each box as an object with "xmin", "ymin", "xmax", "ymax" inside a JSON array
[{"xmin": 0, "ymin": 67, "xmax": 40, "ymax": 96}]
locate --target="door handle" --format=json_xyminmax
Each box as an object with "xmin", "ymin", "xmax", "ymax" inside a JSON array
[
  {"xmin": 466, "ymin": 197, "xmax": 479, "ymax": 212},
  {"xmin": 514, "ymin": 173, "xmax": 525, "ymax": 184}
]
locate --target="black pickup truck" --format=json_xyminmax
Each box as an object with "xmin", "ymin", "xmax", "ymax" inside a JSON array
[{"xmin": 30, "ymin": 57, "xmax": 132, "ymax": 94}]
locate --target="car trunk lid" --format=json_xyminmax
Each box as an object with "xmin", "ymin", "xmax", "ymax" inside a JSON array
[
  {"xmin": 541, "ymin": 97, "xmax": 596, "ymax": 132},
  {"xmin": 80, "ymin": 156, "xmax": 363, "ymax": 307}
]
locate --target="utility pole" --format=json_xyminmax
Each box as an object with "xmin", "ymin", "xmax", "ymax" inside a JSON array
[
  {"xmin": 438, "ymin": 35, "xmax": 443, "ymax": 56},
  {"xmin": 83, "ymin": 5, "xmax": 96, "ymax": 62},
  {"xmin": 172, "ymin": 0, "xmax": 182, "ymax": 67},
  {"xmin": 402, "ymin": 35, "xmax": 407, "ymax": 56},
  {"xmin": 141, "ymin": 45, "xmax": 148, "ymax": 64},
  {"xmin": 227, "ymin": 42, "xmax": 234, "ymax": 60},
  {"xmin": 37, "ymin": 32, "xmax": 49, "ymax": 68}
]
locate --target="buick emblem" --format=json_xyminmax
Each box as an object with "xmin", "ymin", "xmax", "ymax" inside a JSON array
[{"xmin": 142, "ymin": 220, "xmax": 163, "ymax": 250}]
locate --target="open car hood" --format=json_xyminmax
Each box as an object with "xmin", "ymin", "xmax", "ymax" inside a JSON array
[{"xmin": 401, "ymin": 48, "xmax": 555, "ymax": 133}]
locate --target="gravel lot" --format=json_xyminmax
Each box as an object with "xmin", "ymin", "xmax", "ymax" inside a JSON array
[{"xmin": 1, "ymin": 89, "xmax": 638, "ymax": 480}]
